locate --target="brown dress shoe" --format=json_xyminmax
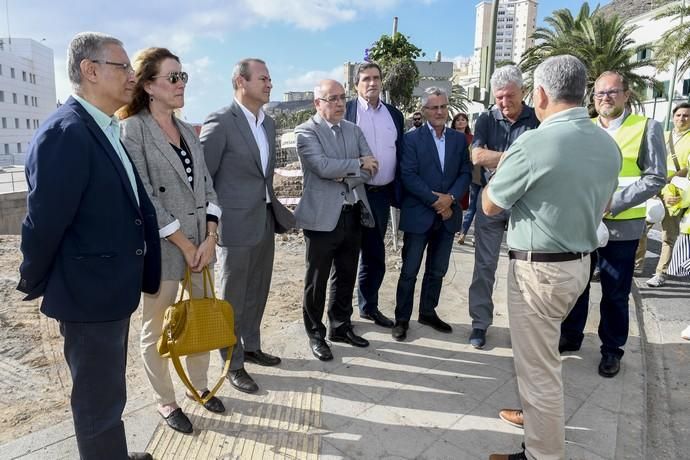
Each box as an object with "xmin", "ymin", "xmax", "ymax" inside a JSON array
[{"xmin": 498, "ymin": 408, "xmax": 524, "ymax": 428}]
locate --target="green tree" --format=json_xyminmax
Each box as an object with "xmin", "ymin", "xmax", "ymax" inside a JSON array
[
  {"xmin": 519, "ymin": 2, "xmax": 656, "ymax": 110},
  {"xmin": 654, "ymin": 3, "xmax": 690, "ymax": 76},
  {"xmin": 447, "ymin": 84, "xmax": 471, "ymax": 115},
  {"xmin": 367, "ymin": 32, "xmax": 425, "ymax": 112}
]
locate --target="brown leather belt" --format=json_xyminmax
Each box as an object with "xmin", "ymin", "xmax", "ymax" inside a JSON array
[{"xmin": 508, "ymin": 250, "xmax": 589, "ymax": 262}]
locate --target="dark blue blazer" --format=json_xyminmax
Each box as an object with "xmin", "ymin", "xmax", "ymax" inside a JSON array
[
  {"xmin": 399, "ymin": 124, "xmax": 472, "ymax": 234},
  {"xmin": 18, "ymin": 97, "xmax": 161, "ymax": 322},
  {"xmin": 345, "ymin": 98, "xmax": 405, "ymax": 207}
]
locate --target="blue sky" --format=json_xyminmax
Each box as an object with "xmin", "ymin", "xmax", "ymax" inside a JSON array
[{"xmin": 6, "ymin": 0, "xmax": 610, "ymax": 122}]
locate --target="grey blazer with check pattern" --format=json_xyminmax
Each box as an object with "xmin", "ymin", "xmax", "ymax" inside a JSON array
[{"xmin": 121, "ymin": 110, "xmax": 220, "ymax": 280}]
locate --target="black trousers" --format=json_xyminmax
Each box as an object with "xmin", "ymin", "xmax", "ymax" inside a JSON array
[
  {"xmin": 303, "ymin": 205, "xmax": 362, "ymax": 339},
  {"xmin": 60, "ymin": 317, "xmax": 130, "ymax": 460}
]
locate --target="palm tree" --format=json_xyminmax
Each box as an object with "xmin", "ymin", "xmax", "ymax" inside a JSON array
[
  {"xmin": 447, "ymin": 84, "xmax": 471, "ymax": 115},
  {"xmin": 519, "ymin": 2, "xmax": 656, "ymax": 109},
  {"xmin": 654, "ymin": 2, "xmax": 690, "ymax": 76}
]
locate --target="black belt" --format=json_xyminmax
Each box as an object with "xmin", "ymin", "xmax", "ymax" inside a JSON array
[
  {"xmin": 365, "ymin": 184, "xmax": 388, "ymax": 192},
  {"xmin": 342, "ymin": 203, "xmax": 360, "ymax": 212},
  {"xmin": 508, "ymin": 250, "xmax": 589, "ymax": 262}
]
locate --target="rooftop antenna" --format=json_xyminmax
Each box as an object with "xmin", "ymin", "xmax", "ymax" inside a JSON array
[{"xmin": 5, "ymin": 0, "xmax": 11, "ymax": 46}]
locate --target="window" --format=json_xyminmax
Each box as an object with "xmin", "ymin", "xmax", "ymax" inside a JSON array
[
  {"xmin": 0, "ymin": 64, "xmax": 3, "ymax": 75},
  {"xmin": 12, "ymin": 93, "xmax": 17, "ymax": 104},
  {"xmin": 682, "ymin": 79, "xmax": 690, "ymax": 96},
  {"xmin": 33, "ymin": 97, "xmax": 38, "ymax": 107},
  {"xmin": 0, "ymin": 90, "xmax": 4, "ymax": 102},
  {"xmin": 24, "ymin": 95, "xmax": 29, "ymax": 105},
  {"xmin": 26, "ymin": 119, "xmax": 30, "ymax": 129},
  {"xmin": 10, "ymin": 67, "xmax": 15, "ymax": 78},
  {"xmin": 4, "ymin": 144, "xmax": 9, "ymax": 154},
  {"xmin": 16, "ymin": 142, "xmax": 21, "ymax": 153},
  {"xmin": 637, "ymin": 47, "xmax": 653, "ymax": 61},
  {"xmin": 1, "ymin": 117, "xmax": 6, "ymax": 128},
  {"xmin": 14, "ymin": 118, "xmax": 19, "ymax": 128},
  {"xmin": 22, "ymin": 71, "xmax": 27, "ymax": 81}
]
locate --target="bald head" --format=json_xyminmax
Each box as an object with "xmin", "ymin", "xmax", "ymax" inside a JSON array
[{"xmin": 314, "ymin": 79, "xmax": 346, "ymax": 124}]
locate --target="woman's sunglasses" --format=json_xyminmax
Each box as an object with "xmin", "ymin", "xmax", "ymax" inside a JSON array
[{"xmin": 151, "ymin": 71, "xmax": 189, "ymax": 84}]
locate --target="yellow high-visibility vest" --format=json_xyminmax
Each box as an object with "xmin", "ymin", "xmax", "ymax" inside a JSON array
[
  {"xmin": 595, "ymin": 114, "xmax": 648, "ymax": 220},
  {"xmin": 666, "ymin": 130, "xmax": 690, "ymax": 177}
]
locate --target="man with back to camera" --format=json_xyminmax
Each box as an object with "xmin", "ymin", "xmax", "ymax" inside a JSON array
[
  {"xmin": 295, "ymin": 79, "xmax": 379, "ymax": 361},
  {"xmin": 467, "ymin": 65, "xmax": 539, "ymax": 350},
  {"xmin": 345, "ymin": 62, "xmax": 404, "ymax": 329},
  {"xmin": 485, "ymin": 55, "xmax": 621, "ymax": 460},
  {"xmin": 18, "ymin": 32, "xmax": 160, "ymax": 460},
  {"xmin": 559, "ymin": 71, "xmax": 665, "ymax": 378},
  {"xmin": 201, "ymin": 58, "xmax": 295, "ymax": 394}
]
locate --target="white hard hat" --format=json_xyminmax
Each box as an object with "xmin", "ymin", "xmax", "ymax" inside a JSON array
[
  {"xmin": 596, "ymin": 221, "xmax": 609, "ymax": 248},
  {"xmin": 646, "ymin": 199, "xmax": 665, "ymax": 224}
]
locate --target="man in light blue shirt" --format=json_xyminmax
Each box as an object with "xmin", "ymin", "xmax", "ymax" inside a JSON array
[{"xmin": 484, "ymin": 56, "xmax": 620, "ymax": 460}]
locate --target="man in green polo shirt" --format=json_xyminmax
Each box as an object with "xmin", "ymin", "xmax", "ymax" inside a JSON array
[{"xmin": 485, "ymin": 55, "xmax": 621, "ymax": 460}]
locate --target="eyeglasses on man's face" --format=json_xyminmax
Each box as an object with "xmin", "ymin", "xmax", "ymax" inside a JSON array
[
  {"xmin": 91, "ymin": 59, "xmax": 134, "ymax": 74},
  {"xmin": 424, "ymin": 104, "xmax": 448, "ymax": 112},
  {"xmin": 413, "ymin": 117, "xmax": 422, "ymax": 121},
  {"xmin": 319, "ymin": 94, "xmax": 347, "ymax": 104},
  {"xmin": 593, "ymin": 88, "xmax": 625, "ymax": 100},
  {"xmin": 152, "ymin": 71, "xmax": 189, "ymax": 85}
]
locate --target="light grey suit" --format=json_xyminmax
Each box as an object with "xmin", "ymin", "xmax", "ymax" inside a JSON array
[
  {"xmin": 121, "ymin": 110, "xmax": 219, "ymax": 281},
  {"xmin": 201, "ymin": 100, "xmax": 295, "ymax": 370},
  {"xmin": 295, "ymin": 113, "xmax": 374, "ymax": 339}
]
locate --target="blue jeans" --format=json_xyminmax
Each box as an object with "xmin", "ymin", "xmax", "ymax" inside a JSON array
[
  {"xmin": 561, "ymin": 240, "xmax": 638, "ymax": 358},
  {"xmin": 357, "ymin": 186, "xmax": 392, "ymax": 315},
  {"xmin": 394, "ymin": 221, "xmax": 455, "ymax": 321},
  {"xmin": 461, "ymin": 183, "xmax": 481, "ymax": 235}
]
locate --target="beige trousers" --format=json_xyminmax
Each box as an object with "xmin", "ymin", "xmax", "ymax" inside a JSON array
[
  {"xmin": 508, "ymin": 257, "xmax": 590, "ymax": 460},
  {"xmin": 140, "ymin": 270, "xmax": 212, "ymax": 405},
  {"xmin": 635, "ymin": 211, "xmax": 681, "ymax": 273}
]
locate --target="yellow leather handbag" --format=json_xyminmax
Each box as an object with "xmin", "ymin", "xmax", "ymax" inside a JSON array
[{"xmin": 158, "ymin": 267, "xmax": 235, "ymax": 405}]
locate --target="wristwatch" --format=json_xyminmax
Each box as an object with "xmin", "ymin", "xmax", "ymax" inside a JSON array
[{"xmin": 449, "ymin": 194, "xmax": 456, "ymax": 202}]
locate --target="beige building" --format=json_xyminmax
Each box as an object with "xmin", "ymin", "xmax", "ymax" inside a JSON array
[{"xmin": 471, "ymin": 0, "xmax": 538, "ymax": 75}]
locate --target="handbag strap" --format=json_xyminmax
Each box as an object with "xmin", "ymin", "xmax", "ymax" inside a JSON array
[
  {"xmin": 667, "ymin": 132, "xmax": 682, "ymax": 172},
  {"xmin": 167, "ymin": 338, "xmax": 232, "ymax": 405}
]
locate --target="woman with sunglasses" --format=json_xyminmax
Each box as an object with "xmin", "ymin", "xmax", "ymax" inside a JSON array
[
  {"xmin": 118, "ymin": 47, "xmax": 224, "ymax": 434},
  {"xmin": 450, "ymin": 113, "xmax": 481, "ymax": 244}
]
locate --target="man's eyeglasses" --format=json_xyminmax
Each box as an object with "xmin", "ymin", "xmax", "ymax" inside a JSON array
[
  {"xmin": 152, "ymin": 71, "xmax": 189, "ymax": 84},
  {"xmin": 91, "ymin": 60, "xmax": 134, "ymax": 74},
  {"xmin": 593, "ymin": 88, "xmax": 624, "ymax": 100},
  {"xmin": 319, "ymin": 94, "xmax": 347, "ymax": 104},
  {"xmin": 412, "ymin": 117, "xmax": 422, "ymax": 122},
  {"xmin": 424, "ymin": 104, "xmax": 448, "ymax": 111}
]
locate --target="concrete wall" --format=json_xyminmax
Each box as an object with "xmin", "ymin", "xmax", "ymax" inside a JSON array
[{"xmin": 0, "ymin": 191, "xmax": 26, "ymax": 234}]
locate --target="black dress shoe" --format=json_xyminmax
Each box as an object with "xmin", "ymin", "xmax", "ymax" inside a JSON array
[
  {"xmin": 329, "ymin": 326, "xmax": 370, "ymax": 347},
  {"xmin": 245, "ymin": 349, "xmax": 282, "ymax": 366},
  {"xmin": 227, "ymin": 368, "xmax": 259, "ymax": 393},
  {"xmin": 392, "ymin": 321, "xmax": 409, "ymax": 341},
  {"xmin": 310, "ymin": 338, "xmax": 333, "ymax": 361},
  {"xmin": 598, "ymin": 354, "xmax": 621, "ymax": 378},
  {"xmin": 187, "ymin": 390, "xmax": 226, "ymax": 413},
  {"xmin": 160, "ymin": 407, "xmax": 193, "ymax": 434},
  {"xmin": 558, "ymin": 336, "xmax": 581, "ymax": 353},
  {"xmin": 469, "ymin": 328, "xmax": 486, "ymax": 349},
  {"xmin": 360, "ymin": 309, "xmax": 394, "ymax": 328},
  {"xmin": 418, "ymin": 313, "xmax": 452, "ymax": 333},
  {"xmin": 128, "ymin": 453, "xmax": 153, "ymax": 460}
]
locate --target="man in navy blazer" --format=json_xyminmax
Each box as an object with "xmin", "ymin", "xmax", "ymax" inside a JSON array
[
  {"xmin": 18, "ymin": 33, "xmax": 160, "ymax": 460},
  {"xmin": 345, "ymin": 62, "xmax": 404, "ymax": 329},
  {"xmin": 392, "ymin": 87, "xmax": 472, "ymax": 341}
]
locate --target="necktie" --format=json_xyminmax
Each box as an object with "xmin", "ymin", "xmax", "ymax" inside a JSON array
[{"xmin": 332, "ymin": 124, "xmax": 347, "ymax": 154}]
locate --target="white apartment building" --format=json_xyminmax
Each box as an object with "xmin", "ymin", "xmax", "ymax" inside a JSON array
[
  {"xmin": 0, "ymin": 38, "xmax": 56, "ymax": 166},
  {"xmin": 471, "ymin": 0, "xmax": 538, "ymax": 75},
  {"xmin": 624, "ymin": 1, "xmax": 690, "ymax": 125}
]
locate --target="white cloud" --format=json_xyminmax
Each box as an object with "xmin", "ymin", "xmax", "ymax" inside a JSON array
[{"xmin": 284, "ymin": 65, "xmax": 344, "ymax": 91}]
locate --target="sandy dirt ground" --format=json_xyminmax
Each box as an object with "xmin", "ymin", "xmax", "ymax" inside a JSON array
[{"xmin": 0, "ymin": 230, "xmax": 412, "ymax": 444}]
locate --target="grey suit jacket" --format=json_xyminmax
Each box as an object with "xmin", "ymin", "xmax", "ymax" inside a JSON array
[
  {"xmin": 294, "ymin": 113, "xmax": 375, "ymax": 231},
  {"xmin": 200, "ymin": 100, "xmax": 295, "ymax": 247},
  {"xmin": 121, "ymin": 110, "xmax": 219, "ymax": 280}
]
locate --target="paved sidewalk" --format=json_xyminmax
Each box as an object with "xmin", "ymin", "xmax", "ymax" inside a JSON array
[{"xmin": 3, "ymin": 240, "xmax": 646, "ymax": 460}]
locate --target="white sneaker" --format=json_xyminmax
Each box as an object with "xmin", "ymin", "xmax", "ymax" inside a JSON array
[
  {"xmin": 681, "ymin": 326, "xmax": 690, "ymax": 341},
  {"xmin": 646, "ymin": 274, "xmax": 666, "ymax": 287}
]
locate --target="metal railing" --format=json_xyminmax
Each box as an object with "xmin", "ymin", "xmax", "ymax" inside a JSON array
[{"xmin": 0, "ymin": 169, "xmax": 27, "ymax": 193}]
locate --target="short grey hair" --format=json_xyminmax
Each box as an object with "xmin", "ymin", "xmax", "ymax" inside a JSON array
[
  {"xmin": 533, "ymin": 55, "xmax": 587, "ymax": 104},
  {"xmin": 490, "ymin": 65, "xmax": 523, "ymax": 92},
  {"xmin": 67, "ymin": 32, "xmax": 123, "ymax": 89},
  {"xmin": 232, "ymin": 58, "xmax": 266, "ymax": 90},
  {"xmin": 421, "ymin": 86, "xmax": 448, "ymax": 107}
]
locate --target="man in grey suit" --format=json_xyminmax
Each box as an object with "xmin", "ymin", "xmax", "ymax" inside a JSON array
[
  {"xmin": 201, "ymin": 58, "xmax": 295, "ymax": 393},
  {"xmin": 295, "ymin": 79, "xmax": 379, "ymax": 361}
]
